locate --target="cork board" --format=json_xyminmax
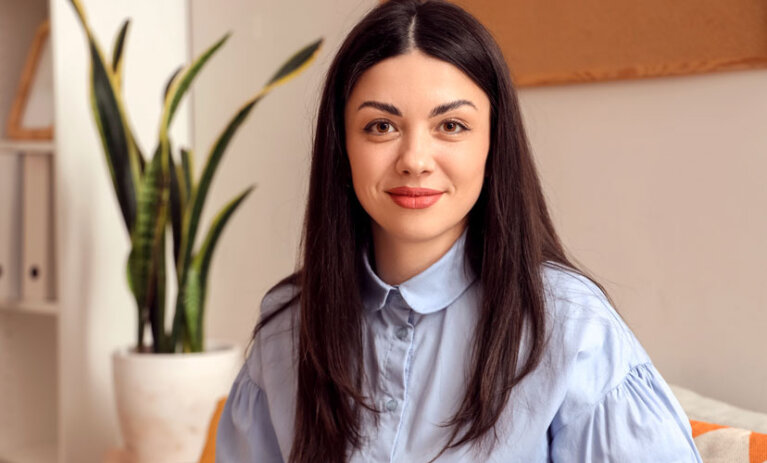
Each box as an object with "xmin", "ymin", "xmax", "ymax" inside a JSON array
[{"xmin": 446, "ymin": 0, "xmax": 767, "ymax": 86}]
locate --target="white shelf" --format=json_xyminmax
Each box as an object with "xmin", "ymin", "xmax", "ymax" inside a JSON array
[
  {"xmin": 0, "ymin": 0, "xmax": 58, "ymax": 461},
  {"xmin": 0, "ymin": 139, "xmax": 54, "ymax": 154},
  {"xmin": 1, "ymin": 440, "xmax": 58, "ymax": 463},
  {"xmin": 0, "ymin": 299, "xmax": 57, "ymax": 316}
]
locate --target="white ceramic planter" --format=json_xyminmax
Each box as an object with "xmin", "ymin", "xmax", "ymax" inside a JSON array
[{"xmin": 112, "ymin": 341, "xmax": 241, "ymax": 463}]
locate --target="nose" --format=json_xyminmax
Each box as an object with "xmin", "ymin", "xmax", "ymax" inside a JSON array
[{"xmin": 395, "ymin": 128, "xmax": 435, "ymax": 176}]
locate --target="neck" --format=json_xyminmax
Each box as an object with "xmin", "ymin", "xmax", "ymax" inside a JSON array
[{"xmin": 371, "ymin": 221, "xmax": 466, "ymax": 286}]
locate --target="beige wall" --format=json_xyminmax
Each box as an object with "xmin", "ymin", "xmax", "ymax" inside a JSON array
[
  {"xmin": 190, "ymin": 0, "xmax": 767, "ymax": 416},
  {"xmin": 519, "ymin": 69, "xmax": 767, "ymax": 413}
]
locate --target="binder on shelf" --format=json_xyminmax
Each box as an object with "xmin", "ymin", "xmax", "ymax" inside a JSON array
[
  {"xmin": 0, "ymin": 152, "xmax": 22, "ymax": 301},
  {"xmin": 20, "ymin": 151, "xmax": 53, "ymax": 301}
]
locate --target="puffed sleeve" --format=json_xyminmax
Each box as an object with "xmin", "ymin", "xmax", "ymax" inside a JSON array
[
  {"xmin": 215, "ymin": 364, "xmax": 284, "ymax": 463},
  {"xmin": 550, "ymin": 361, "xmax": 702, "ymax": 462}
]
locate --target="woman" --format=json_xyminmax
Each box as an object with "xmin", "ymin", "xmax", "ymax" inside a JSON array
[{"xmin": 217, "ymin": 1, "xmax": 702, "ymax": 462}]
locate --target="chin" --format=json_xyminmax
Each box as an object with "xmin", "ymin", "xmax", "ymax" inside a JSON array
[{"xmin": 375, "ymin": 218, "xmax": 462, "ymax": 245}]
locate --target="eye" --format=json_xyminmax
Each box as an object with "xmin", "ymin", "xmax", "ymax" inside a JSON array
[
  {"xmin": 440, "ymin": 120, "xmax": 469, "ymax": 134},
  {"xmin": 364, "ymin": 120, "xmax": 396, "ymax": 135}
]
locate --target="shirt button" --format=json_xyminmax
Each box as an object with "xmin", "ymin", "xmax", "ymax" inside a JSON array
[
  {"xmin": 385, "ymin": 398, "xmax": 398, "ymax": 412},
  {"xmin": 395, "ymin": 326, "xmax": 409, "ymax": 341}
]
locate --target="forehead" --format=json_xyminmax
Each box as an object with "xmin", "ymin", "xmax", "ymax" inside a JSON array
[{"xmin": 346, "ymin": 50, "xmax": 489, "ymax": 112}]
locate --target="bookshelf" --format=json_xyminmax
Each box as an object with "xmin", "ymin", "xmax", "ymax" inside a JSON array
[
  {"xmin": 0, "ymin": 139, "xmax": 55, "ymax": 154},
  {"xmin": 0, "ymin": 0, "xmax": 58, "ymax": 461},
  {"xmin": 1, "ymin": 0, "xmax": 195, "ymax": 460}
]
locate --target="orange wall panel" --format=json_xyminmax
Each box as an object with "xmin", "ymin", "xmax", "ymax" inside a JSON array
[{"xmin": 421, "ymin": 0, "xmax": 767, "ymax": 86}]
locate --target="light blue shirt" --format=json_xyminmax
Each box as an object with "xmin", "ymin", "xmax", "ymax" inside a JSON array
[{"xmin": 217, "ymin": 229, "xmax": 702, "ymax": 462}]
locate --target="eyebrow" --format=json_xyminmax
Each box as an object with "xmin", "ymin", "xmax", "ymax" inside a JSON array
[{"xmin": 357, "ymin": 99, "xmax": 477, "ymax": 117}]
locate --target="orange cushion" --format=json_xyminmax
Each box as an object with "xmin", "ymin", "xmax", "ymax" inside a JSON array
[
  {"xmin": 691, "ymin": 419, "xmax": 767, "ymax": 463},
  {"xmin": 199, "ymin": 397, "xmax": 228, "ymax": 463}
]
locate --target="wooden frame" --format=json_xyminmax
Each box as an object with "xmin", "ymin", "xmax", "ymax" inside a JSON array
[
  {"xmin": 6, "ymin": 19, "xmax": 54, "ymax": 140},
  {"xmin": 453, "ymin": 0, "xmax": 767, "ymax": 87},
  {"xmin": 382, "ymin": 0, "xmax": 767, "ymax": 87}
]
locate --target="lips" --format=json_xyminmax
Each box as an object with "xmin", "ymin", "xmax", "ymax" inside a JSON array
[
  {"xmin": 386, "ymin": 186, "xmax": 444, "ymax": 209},
  {"xmin": 387, "ymin": 186, "xmax": 442, "ymax": 196}
]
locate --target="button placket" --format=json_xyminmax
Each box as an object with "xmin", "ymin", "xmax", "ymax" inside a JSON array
[
  {"xmin": 387, "ymin": 308, "xmax": 418, "ymax": 461},
  {"xmin": 369, "ymin": 290, "xmax": 413, "ymax": 462}
]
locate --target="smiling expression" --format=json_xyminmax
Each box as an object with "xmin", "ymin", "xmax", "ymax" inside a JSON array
[{"xmin": 344, "ymin": 49, "xmax": 491, "ymax": 245}]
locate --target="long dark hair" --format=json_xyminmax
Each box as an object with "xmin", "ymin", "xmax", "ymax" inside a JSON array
[{"xmin": 252, "ymin": 1, "xmax": 610, "ymax": 461}]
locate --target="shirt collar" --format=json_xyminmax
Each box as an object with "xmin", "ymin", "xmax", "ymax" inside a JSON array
[{"xmin": 361, "ymin": 228, "xmax": 477, "ymax": 315}]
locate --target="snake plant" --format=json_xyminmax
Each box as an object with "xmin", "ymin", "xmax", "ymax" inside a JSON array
[{"xmin": 69, "ymin": 0, "xmax": 322, "ymax": 353}]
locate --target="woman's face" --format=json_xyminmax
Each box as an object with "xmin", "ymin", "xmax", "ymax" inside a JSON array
[{"xmin": 344, "ymin": 49, "xmax": 491, "ymax": 246}]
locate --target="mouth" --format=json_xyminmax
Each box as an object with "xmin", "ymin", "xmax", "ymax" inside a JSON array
[
  {"xmin": 386, "ymin": 186, "xmax": 444, "ymax": 209},
  {"xmin": 386, "ymin": 186, "xmax": 443, "ymax": 196}
]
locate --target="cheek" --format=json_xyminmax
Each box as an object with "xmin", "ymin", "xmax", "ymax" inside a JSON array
[
  {"xmin": 455, "ymin": 163, "xmax": 486, "ymax": 198},
  {"xmin": 469, "ymin": 131, "xmax": 491, "ymax": 191},
  {"xmin": 347, "ymin": 156, "xmax": 382, "ymax": 215},
  {"xmin": 347, "ymin": 152, "xmax": 373, "ymax": 190},
  {"xmin": 347, "ymin": 140, "xmax": 391, "ymax": 190},
  {"xmin": 446, "ymin": 138, "xmax": 489, "ymax": 195},
  {"xmin": 346, "ymin": 138, "xmax": 367, "ymax": 184}
]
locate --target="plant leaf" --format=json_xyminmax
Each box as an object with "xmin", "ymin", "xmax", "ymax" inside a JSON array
[
  {"xmin": 125, "ymin": 252, "xmax": 147, "ymax": 350},
  {"xmin": 127, "ymin": 147, "xmax": 170, "ymax": 347},
  {"xmin": 180, "ymin": 147, "xmax": 194, "ymax": 201},
  {"xmin": 162, "ymin": 33, "xmax": 229, "ymax": 131},
  {"xmin": 174, "ymin": 98, "xmax": 259, "ymax": 281},
  {"xmin": 164, "ymin": 66, "xmax": 183, "ymax": 101},
  {"xmin": 87, "ymin": 40, "xmax": 138, "ymax": 231},
  {"xmin": 195, "ymin": 186, "xmax": 254, "ymax": 286},
  {"xmin": 109, "ymin": 18, "xmax": 147, "ymax": 176},
  {"xmin": 175, "ymin": 37, "xmax": 322, "ymax": 276},
  {"xmin": 129, "ymin": 131, "xmax": 146, "ymax": 175},
  {"xmin": 69, "ymin": 0, "xmax": 143, "ymax": 233},
  {"xmin": 159, "ymin": 34, "xmax": 230, "ymax": 315},
  {"xmin": 169, "ymin": 151, "xmax": 183, "ymax": 273},
  {"xmin": 111, "ymin": 19, "xmax": 130, "ymax": 88},
  {"xmin": 169, "ymin": 97, "xmax": 259, "ymax": 348},
  {"xmin": 184, "ymin": 186, "xmax": 254, "ymax": 352},
  {"xmin": 150, "ymin": 231, "xmax": 169, "ymax": 353},
  {"xmin": 169, "ymin": 39, "xmax": 321, "ymax": 349},
  {"xmin": 263, "ymin": 38, "xmax": 323, "ymax": 91},
  {"xmin": 182, "ymin": 263, "xmax": 203, "ymax": 352}
]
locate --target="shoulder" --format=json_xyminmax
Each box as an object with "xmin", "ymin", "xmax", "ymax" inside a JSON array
[
  {"xmin": 540, "ymin": 262, "xmax": 638, "ymax": 350},
  {"xmin": 539, "ymin": 262, "xmax": 651, "ymax": 397},
  {"xmin": 540, "ymin": 262, "xmax": 616, "ymax": 321},
  {"xmin": 540, "ymin": 267, "xmax": 698, "ymax": 459},
  {"xmin": 260, "ymin": 275, "xmax": 301, "ymax": 320},
  {"xmin": 245, "ymin": 274, "xmax": 301, "ymax": 385}
]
